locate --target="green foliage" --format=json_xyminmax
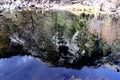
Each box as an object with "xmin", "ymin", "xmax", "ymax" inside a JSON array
[
  {"xmin": 52, "ymin": 12, "xmax": 65, "ymax": 27},
  {"xmin": 52, "ymin": 12, "xmax": 86, "ymax": 40},
  {"xmin": 112, "ymin": 37, "xmax": 120, "ymax": 51},
  {"xmin": 57, "ymin": 13, "xmax": 65, "ymax": 26},
  {"xmin": 72, "ymin": 16, "xmax": 86, "ymax": 32},
  {"xmin": 87, "ymin": 34, "xmax": 99, "ymax": 57},
  {"xmin": 45, "ymin": 39, "xmax": 60, "ymax": 64},
  {"xmin": 102, "ymin": 45, "xmax": 109, "ymax": 56},
  {"xmin": 53, "ymin": 12, "xmax": 65, "ymax": 43},
  {"xmin": 65, "ymin": 15, "xmax": 86, "ymax": 39},
  {"xmin": 77, "ymin": 30, "xmax": 88, "ymax": 52},
  {"xmin": 88, "ymin": 47, "xmax": 93, "ymax": 57},
  {"xmin": 77, "ymin": 30, "xmax": 110, "ymax": 57},
  {"xmin": 65, "ymin": 26, "xmax": 76, "ymax": 38},
  {"xmin": 0, "ymin": 36, "xmax": 10, "ymax": 55},
  {"xmin": 57, "ymin": 24, "xmax": 65, "ymax": 42}
]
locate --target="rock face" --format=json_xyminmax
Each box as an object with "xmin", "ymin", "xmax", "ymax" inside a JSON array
[
  {"xmin": 0, "ymin": 11, "xmax": 119, "ymax": 71},
  {"xmin": 82, "ymin": 0, "xmax": 120, "ymax": 12},
  {"xmin": 100, "ymin": 52, "xmax": 120, "ymax": 72}
]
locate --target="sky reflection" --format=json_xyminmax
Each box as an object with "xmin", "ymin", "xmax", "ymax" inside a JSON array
[{"xmin": 0, "ymin": 56, "xmax": 120, "ymax": 80}]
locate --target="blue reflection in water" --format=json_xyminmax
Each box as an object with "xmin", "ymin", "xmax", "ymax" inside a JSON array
[{"xmin": 0, "ymin": 56, "xmax": 120, "ymax": 80}]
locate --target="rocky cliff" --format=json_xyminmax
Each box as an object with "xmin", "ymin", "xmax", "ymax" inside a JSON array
[{"xmin": 0, "ymin": 10, "xmax": 119, "ymax": 71}]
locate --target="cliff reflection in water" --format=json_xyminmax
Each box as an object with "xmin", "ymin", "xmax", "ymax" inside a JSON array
[{"xmin": 0, "ymin": 56, "xmax": 120, "ymax": 80}]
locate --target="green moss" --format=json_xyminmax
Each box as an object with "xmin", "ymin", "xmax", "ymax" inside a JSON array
[{"xmin": 88, "ymin": 48, "xmax": 93, "ymax": 57}]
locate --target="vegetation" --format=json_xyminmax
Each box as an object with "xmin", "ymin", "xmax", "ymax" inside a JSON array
[
  {"xmin": 72, "ymin": 16, "xmax": 86, "ymax": 31},
  {"xmin": 77, "ymin": 29, "xmax": 110, "ymax": 57},
  {"xmin": 0, "ymin": 15, "xmax": 15, "ymax": 55},
  {"xmin": 0, "ymin": 36, "xmax": 10, "ymax": 55},
  {"xmin": 112, "ymin": 37, "xmax": 120, "ymax": 51},
  {"xmin": 77, "ymin": 30, "xmax": 87, "ymax": 53},
  {"xmin": 65, "ymin": 15, "xmax": 86, "ymax": 38},
  {"xmin": 53, "ymin": 12, "xmax": 65, "ymax": 44},
  {"xmin": 45, "ymin": 38, "xmax": 60, "ymax": 64},
  {"xmin": 0, "ymin": 11, "xmax": 114, "ymax": 66},
  {"xmin": 65, "ymin": 26, "xmax": 76, "ymax": 38},
  {"xmin": 102, "ymin": 44, "xmax": 110, "ymax": 56}
]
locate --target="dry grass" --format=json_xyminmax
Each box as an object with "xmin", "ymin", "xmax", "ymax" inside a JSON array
[
  {"xmin": 67, "ymin": 4, "xmax": 94, "ymax": 15},
  {"xmin": 87, "ymin": 14, "xmax": 120, "ymax": 45},
  {"xmin": 102, "ymin": 15, "xmax": 120, "ymax": 44}
]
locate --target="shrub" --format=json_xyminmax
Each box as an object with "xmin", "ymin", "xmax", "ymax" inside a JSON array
[
  {"xmin": 112, "ymin": 37, "xmax": 120, "ymax": 51},
  {"xmin": 72, "ymin": 16, "xmax": 86, "ymax": 32},
  {"xmin": 45, "ymin": 39, "xmax": 60, "ymax": 64},
  {"xmin": 102, "ymin": 45, "xmax": 109, "ymax": 56}
]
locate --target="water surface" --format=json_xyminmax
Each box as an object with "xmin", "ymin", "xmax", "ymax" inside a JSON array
[{"xmin": 0, "ymin": 56, "xmax": 120, "ymax": 80}]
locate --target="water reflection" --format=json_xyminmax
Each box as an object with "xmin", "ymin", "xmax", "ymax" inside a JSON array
[{"xmin": 0, "ymin": 56, "xmax": 120, "ymax": 80}]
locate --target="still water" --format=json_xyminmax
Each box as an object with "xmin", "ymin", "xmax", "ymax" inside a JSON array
[{"xmin": 0, "ymin": 56, "xmax": 120, "ymax": 80}]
